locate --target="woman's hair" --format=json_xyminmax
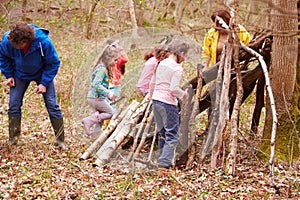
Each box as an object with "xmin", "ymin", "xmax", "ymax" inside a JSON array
[
  {"xmin": 8, "ymin": 21, "xmax": 35, "ymax": 46},
  {"xmin": 211, "ymin": 9, "xmax": 231, "ymax": 27}
]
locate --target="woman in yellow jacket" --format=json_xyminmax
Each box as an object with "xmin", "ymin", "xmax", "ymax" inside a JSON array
[{"xmin": 201, "ymin": 9, "xmax": 251, "ymax": 68}]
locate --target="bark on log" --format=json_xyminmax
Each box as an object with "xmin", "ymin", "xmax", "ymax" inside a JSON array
[
  {"xmin": 186, "ymin": 64, "xmax": 203, "ymax": 169},
  {"xmin": 209, "ymin": 40, "xmax": 232, "ymax": 168},
  {"xmin": 93, "ymin": 100, "xmax": 140, "ymax": 167},
  {"xmin": 176, "ymin": 85, "xmax": 194, "ymax": 166},
  {"xmin": 184, "ymin": 32, "xmax": 272, "ymax": 90},
  {"xmin": 226, "ymin": 18, "xmax": 244, "ymax": 175},
  {"xmin": 127, "ymin": 99, "xmax": 152, "ymax": 161},
  {"xmin": 79, "ymin": 108, "xmax": 123, "ymax": 160}
]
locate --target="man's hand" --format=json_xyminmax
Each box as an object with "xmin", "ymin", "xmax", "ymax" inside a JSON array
[
  {"xmin": 6, "ymin": 77, "xmax": 15, "ymax": 87},
  {"xmin": 34, "ymin": 84, "xmax": 46, "ymax": 94}
]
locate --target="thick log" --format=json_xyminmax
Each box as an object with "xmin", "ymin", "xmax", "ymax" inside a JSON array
[
  {"xmin": 209, "ymin": 41, "xmax": 232, "ymax": 167},
  {"xmin": 176, "ymin": 85, "xmax": 194, "ymax": 166},
  {"xmin": 93, "ymin": 100, "xmax": 140, "ymax": 167},
  {"xmin": 199, "ymin": 64, "xmax": 263, "ymax": 114},
  {"xmin": 251, "ymin": 76, "xmax": 265, "ymax": 133},
  {"xmin": 185, "ymin": 32, "xmax": 272, "ymax": 90},
  {"xmin": 80, "ymin": 101, "xmax": 135, "ymax": 160}
]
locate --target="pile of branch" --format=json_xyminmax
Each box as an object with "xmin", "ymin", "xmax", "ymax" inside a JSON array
[
  {"xmin": 79, "ymin": 32, "xmax": 273, "ymax": 169},
  {"xmin": 177, "ymin": 31, "xmax": 273, "ymax": 168},
  {"xmin": 80, "ymin": 94, "xmax": 156, "ymax": 167}
]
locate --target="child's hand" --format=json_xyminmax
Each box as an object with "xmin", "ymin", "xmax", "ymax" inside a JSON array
[
  {"xmin": 182, "ymin": 89, "xmax": 189, "ymax": 102},
  {"xmin": 108, "ymin": 92, "xmax": 116, "ymax": 101}
]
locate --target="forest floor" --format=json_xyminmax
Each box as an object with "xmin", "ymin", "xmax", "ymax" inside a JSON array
[{"xmin": 0, "ymin": 130, "xmax": 299, "ymax": 199}]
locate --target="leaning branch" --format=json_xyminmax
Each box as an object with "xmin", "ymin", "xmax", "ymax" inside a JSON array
[{"xmin": 241, "ymin": 43, "xmax": 278, "ymax": 186}]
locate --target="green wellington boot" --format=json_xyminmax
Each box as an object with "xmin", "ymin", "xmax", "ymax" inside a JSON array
[
  {"xmin": 50, "ymin": 117, "xmax": 69, "ymax": 151},
  {"xmin": 8, "ymin": 116, "xmax": 21, "ymax": 145}
]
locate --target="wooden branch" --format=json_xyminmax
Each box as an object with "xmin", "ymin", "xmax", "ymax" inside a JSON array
[
  {"xmin": 241, "ymin": 43, "xmax": 278, "ymax": 186},
  {"xmin": 210, "ymin": 40, "xmax": 232, "ymax": 168},
  {"xmin": 176, "ymin": 84, "xmax": 193, "ymax": 166},
  {"xmin": 147, "ymin": 125, "xmax": 157, "ymax": 163},
  {"xmin": 226, "ymin": 18, "xmax": 244, "ymax": 175},
  {"xmin": 127, "ymin": 98, "xmax": 152, "ymax": 161},
  {"xmin": 251, "ymin": 76, "xmax": 265, "ymax": 133},
  {"xmin": 132, "ymin": 112, "xmax": 154, "ymax": 161},
  {"xmin": 186, "ymin": 64, "xmax": 203, "ymax": 169}
]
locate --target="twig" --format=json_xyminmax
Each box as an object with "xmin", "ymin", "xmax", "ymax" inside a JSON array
[
  {"xmin": 147, "ymin": 126, "xmax": 157, "ymax": 163},
  {"xmin": 70, "ymin": 161, "xmax": 87, "ymax": 174}
]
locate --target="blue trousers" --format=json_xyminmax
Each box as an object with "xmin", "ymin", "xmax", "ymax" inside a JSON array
[
  {"xmin": 8, "ymin": 78, "xmax": 62, "ymax": 118},
  {"xmin": 152, "ymin": 100, "xmax": 180, "ymax": 168}
]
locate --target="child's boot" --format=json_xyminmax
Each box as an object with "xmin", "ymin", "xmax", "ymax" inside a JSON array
[{"xmin": 82, "ymin": 112, "xmax": 100, "ymax": 135}]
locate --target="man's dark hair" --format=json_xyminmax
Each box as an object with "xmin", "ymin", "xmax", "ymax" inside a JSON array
[{"xmin": 7, "ymin": 21, "xmax": 35, "ymax": 46}]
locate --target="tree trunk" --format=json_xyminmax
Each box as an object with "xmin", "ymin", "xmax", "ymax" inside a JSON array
[
  {"xmin": 86, "ymin": 0, "xmax": 99, "ymax": 39},
  {"xmin": 262, "ymin": 0, "xmax": 299, "ymax": 161},
  {"xmin": 128, "ymin": 0, "xmax": 138, "ymax": 29},
  {"xmin": 173, "ymin": 0, "xmax": 191, "ymax": 30},
  {"xmin": 22, "ymin": 0, "xmax": 27, "ymax": 21}
]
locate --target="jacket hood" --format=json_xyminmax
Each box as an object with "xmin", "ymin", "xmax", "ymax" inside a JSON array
[{"xmin": 29, "ymin": 24, "xmax": 50, "ymax": 41}]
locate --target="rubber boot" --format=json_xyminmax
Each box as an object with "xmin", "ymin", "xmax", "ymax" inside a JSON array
[
  {"xmin": 8, "ymin": 116, "xmax": 21, "ymax": 145},
  {"xmin": 50, "ymin": 117, "xmax": 69, "ymax": 151},
  {"xmin": 91, "ymin": 121, "xmax": 103, "ymax": 139},
  {"xmin": 82, "ymin": 112, "xmax": 100, "ymax": 136}
]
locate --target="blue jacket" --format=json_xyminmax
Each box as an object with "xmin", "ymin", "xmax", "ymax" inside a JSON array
[{"xmin": 0, "ymin": 24, "xmax": 60, "ymax": 87}]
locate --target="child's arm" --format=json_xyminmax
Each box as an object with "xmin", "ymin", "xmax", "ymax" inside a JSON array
[
  {"xmin": 149, "ymin": 71, "xmax": 156, "ymax": 100},
  {"xmin": 170, "ymin": 69, "xmax": 186, "ymax": 100},
  {"xmin": 91, "ymin": 66, "xmax": 110, "ymax": 98}
]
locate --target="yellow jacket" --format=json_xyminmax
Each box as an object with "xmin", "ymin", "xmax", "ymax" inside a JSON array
[{"xmin": 201, "ymin": 24, "xmax": 251, "ymax": 67}]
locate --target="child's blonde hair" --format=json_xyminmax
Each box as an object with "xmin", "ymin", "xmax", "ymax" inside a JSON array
[{"xmin": 93, "ymin": 43, "xmax": 120, "ymax": 78}]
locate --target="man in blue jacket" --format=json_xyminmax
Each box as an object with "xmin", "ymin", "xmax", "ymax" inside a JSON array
[{"xmin": 0, "ymin": 21, "xmax": 68, "ymax": 150}]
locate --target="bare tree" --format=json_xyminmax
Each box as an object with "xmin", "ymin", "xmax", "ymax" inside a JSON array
[
  {"xmin": 262, "ymin": 0, "xmax": 299, "ymax": 161},
  {"xmin": 21, "ymin": 0, "xmax": 27, "ymax": 21},
  {"xmin": 128, "ymin": 0, "xmax": 138, "ymax": 29},
  {"xmin": 86, "ymin": 0, "xmax": 100, "ymax": 39}
]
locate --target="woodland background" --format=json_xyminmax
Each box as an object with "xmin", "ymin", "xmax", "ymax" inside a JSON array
[{"xmin": 0, "ymin": 0, "xmax": 299, "ymax": 199}]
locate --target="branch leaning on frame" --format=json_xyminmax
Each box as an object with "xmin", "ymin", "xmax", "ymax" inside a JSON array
[{"xmin": 216, "ymin": 15, "xmax": 278, "ymax": 186}]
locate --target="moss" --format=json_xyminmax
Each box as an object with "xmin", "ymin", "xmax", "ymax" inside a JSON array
[{"xmin": 260, "ymin": 113, "xmax": 300, "ymax": 161}]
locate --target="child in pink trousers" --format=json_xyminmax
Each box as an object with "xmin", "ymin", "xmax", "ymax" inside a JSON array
[{"xmin": 82, "ymin": 44, "xmax": 119, "ymax": 137}]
